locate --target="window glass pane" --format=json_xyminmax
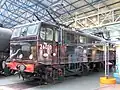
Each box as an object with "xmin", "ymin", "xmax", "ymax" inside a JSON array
[
  {"xmin": 80, "ymin": 36, "xmax": 84, "ymax": 43},
  {"xmin": 79, "ymin": 36, "xmax": 86, "ymax": 43},
  {"xmin": 74, "ymin": 35, "xmax": 78, "ymax": 44},
  {"xmin": 66, "ymin": 33, "xmax": 74, "ymax": 44},
  {"xmin": 27, "ymin": 25, "xmax": 38, "ymax": 36},
  {"xmin": 46, "ymin": 28, "xmax": 53, "ymax": 41},
  {"xmin": 21, "ymin": 27, "xmax": 28, "ymax": 36},
  {"xmin": 83, "ymin": 37, "xmax": 86, "ymax": 43},
  {"xmin": 55, "ymin": 30, "xmax": 59, "ymax": 42},
  {"xmin": 67, "ymin": 33, "xmax": 71, "ymax": 44},
  {"xmin": 64, "ymin": 32, "xmax": 67, "ymax": 44},
  {"xmin": 11, "ymin": 28, "xmax": 21, "ymax": 38},
  {"xmin": 40, "ymin": 28, "xmax": 45, "ymax": 40},
  {"xmin": 71, "ymin": 33, "xmax": 74, "ymax": 43}
]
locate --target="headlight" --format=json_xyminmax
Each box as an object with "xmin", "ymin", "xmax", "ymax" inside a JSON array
[
  {"xmin": 19, "ymin": 54, "xmax": 23, "ymax": 59},
  {"xmin": 19, "ymin": 64, "xmax": 26, "ymax": 71},
  {"xmin": 29, "ymin": 54, "xmax": 33, "ymax": 60},
  {"xmin": 53, "ymin": 53, "xmax": 56, "ymax": 56},
  {"xmin": 43, "ymin": 53, "xmax": 48, "ymax": 58}
]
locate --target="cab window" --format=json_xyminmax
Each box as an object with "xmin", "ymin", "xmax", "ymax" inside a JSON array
[
  {"xmin": 27, "ymin": 24, "xmax": 38, "ymax": 36},
  {"xmin": 40, "ymin": 27, "xmax": 53, "ymax": 41},
  {"xmin": 66, "ymin": 32, "xmax": 75, "ymax": 44},
  {"xmin": 40, "ymin": 28, "xmax": 46, "ymax": 40},
  {"xmin": 79, "ymin": 36, "xmax": 86, "ymax": 43},
  {"xmin": 21, "ymin": 27, "xmax": 28, "ymax": 36},
  {"xmin": 55, "ymin": 30, "xmax": 59, "ymax": 42},
  {"xmin": 11, "ymin": 28, "xmax": 21, "ymax": 38},
  {"xmin": 46, "ymin": 28, "xmax": 53, "ymax": 41}
]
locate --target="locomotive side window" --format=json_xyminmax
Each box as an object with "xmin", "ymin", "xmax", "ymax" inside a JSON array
[
  {"xmin": 71, "ymin": 33, "xmax": 75, "ymax": 43},
  {"xmin": 55, "ymin": 30, "xmax": 59, "ymax": 42},
  {"xmin": 66, "ymin": 33, "xmax": 71, "ymax": 44},
  {"xmin": 74, "ymin": 35, "xmax": 78, "ymax": 44},
  {"xmin": 46, "ymin": 28, "xmax": 53, "ymax": 41},
  {"xmin": 40, "ymin": 28, "xmax": 46, "ymax": 40},
  {"xmin": 63, "ymin": 31, "xmax": 67, "ymax": 44},
  {"xmin": 63, "ymin": 31, "xmax": 77, "ymax": 44},
  {"xmin": 79, "ymin": 36, "xmax": 86, "ymax": 43},
  {"xmin": 40, "ymin": 27, "xmax": 53, "ymax": 41},
  {"xmin": 66, "ymin": 32, "xmax": 75, "ymax": 44}
]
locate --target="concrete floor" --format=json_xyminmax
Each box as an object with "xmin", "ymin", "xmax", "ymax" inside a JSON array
[{"xmin": 0, "ymin": 72, "xmax": 111, "ymax": 90}]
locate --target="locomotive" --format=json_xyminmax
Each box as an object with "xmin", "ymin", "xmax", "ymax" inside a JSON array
[
  {"xmin": 6, "ymin": 22, "xmax": 115, "ymax": 83},
  {"xmin": 0, "ymin": 27, "xmax": 12, "ymax": 73}
]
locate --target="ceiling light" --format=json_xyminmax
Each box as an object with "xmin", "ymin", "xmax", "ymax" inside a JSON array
[
  {"xmin": 85, "ymin": 23, "xmax": 88, "ymax": 27},
  {"xmin": 82, "ymin": 20, "xmax": 86, "ymax": 24},
  {"xmin": 92, "ymin": 17, "xmax": 97, "ymax": 22}
]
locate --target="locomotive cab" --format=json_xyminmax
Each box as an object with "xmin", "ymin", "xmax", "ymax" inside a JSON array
[
  {"xmin": 6, "ymin": 22, "xmax": 62, "ymax": 81},
  {"xmin": 6, "ymin": 22, "xmax": 39, "ymax": 73}
]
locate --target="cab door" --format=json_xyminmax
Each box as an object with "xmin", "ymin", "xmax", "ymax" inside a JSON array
[
  {"xmin": 50, "ymin": 27, "xmax": 60, "ymax": 65},
  {"xmin": 42, "ymin": 26, "xmax": 60, "ymax": 65}
]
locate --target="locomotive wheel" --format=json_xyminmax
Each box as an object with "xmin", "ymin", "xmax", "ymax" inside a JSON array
[
  {"xmin": 76, "ymin": 70, "xmax": 82, "ymax": 76},
  {"xmin": 93, "ymin": 63, "xmax": 100, "ymax": 72},
  {"xmin": 20, "ymin": 72, "xmax": 32, "ymax": 80},
  {"xmin": 82, "ymin": 64, "xmax": 89, "ymax": 76},
  {"xmin": 45, "ymin": 67, "xmax": 64, "ymax": 84},
  {"xmin": 99, "ymin": 62, "xmax": 104, "ymax": 72},
  {"xmin": 100, "ymin": 77, "xmax": 116, "ymax": 84},
  {"xmin": 45, "ymin": 68, "xmax": 56, "ymax": 84},
  {"xmin": 75, "ymin": 66, "xmax": 82, "ymax": 76}
]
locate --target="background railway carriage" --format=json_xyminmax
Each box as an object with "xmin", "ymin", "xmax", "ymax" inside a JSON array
[
  {"xmin": 6, "ymin": 22, "xmax": 115, "ymax": 83},
  {"xmin": 0, "ymin": 27, "xmax": 12, "ymax": 74}
]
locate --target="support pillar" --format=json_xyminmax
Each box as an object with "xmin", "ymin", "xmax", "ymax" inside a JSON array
[
  {"xmin": 100, "ymin": 43, "xmax": 116, "ymax": 86},
  {"xmin": 113, "ymin": 44, "xmax": 120, "ymax": 83}
]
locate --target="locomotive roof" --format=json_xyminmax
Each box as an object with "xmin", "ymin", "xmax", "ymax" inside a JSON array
[
  {"xmin": 13, "ymin": 21, "xmax": 58, "ymax": 29},
  {"xmin": 13, "ymin": 21, "xmax": 105, "ymax": 41},
  {"xmin": 13, "ymin": 21, "xmax": 41, "ymax": 28},
  {"xmin": 61, "ymin": 27, "xmax": 105, "ymax": 41}
]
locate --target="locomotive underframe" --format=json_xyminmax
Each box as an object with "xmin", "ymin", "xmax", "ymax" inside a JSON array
[{"xmin": 8, "ymin": 59, "xmax": 115, "ymax": 84}]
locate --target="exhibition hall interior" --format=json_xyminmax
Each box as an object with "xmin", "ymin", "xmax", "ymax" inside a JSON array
[{"xmin": 0, "ymin": 0, "xmax": 120, "ymax": 90}]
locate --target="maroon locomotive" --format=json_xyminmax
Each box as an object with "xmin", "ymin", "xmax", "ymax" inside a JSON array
[{"xmin": 5, "ymin": 22, "xmax": 115, "ymax": 83}]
